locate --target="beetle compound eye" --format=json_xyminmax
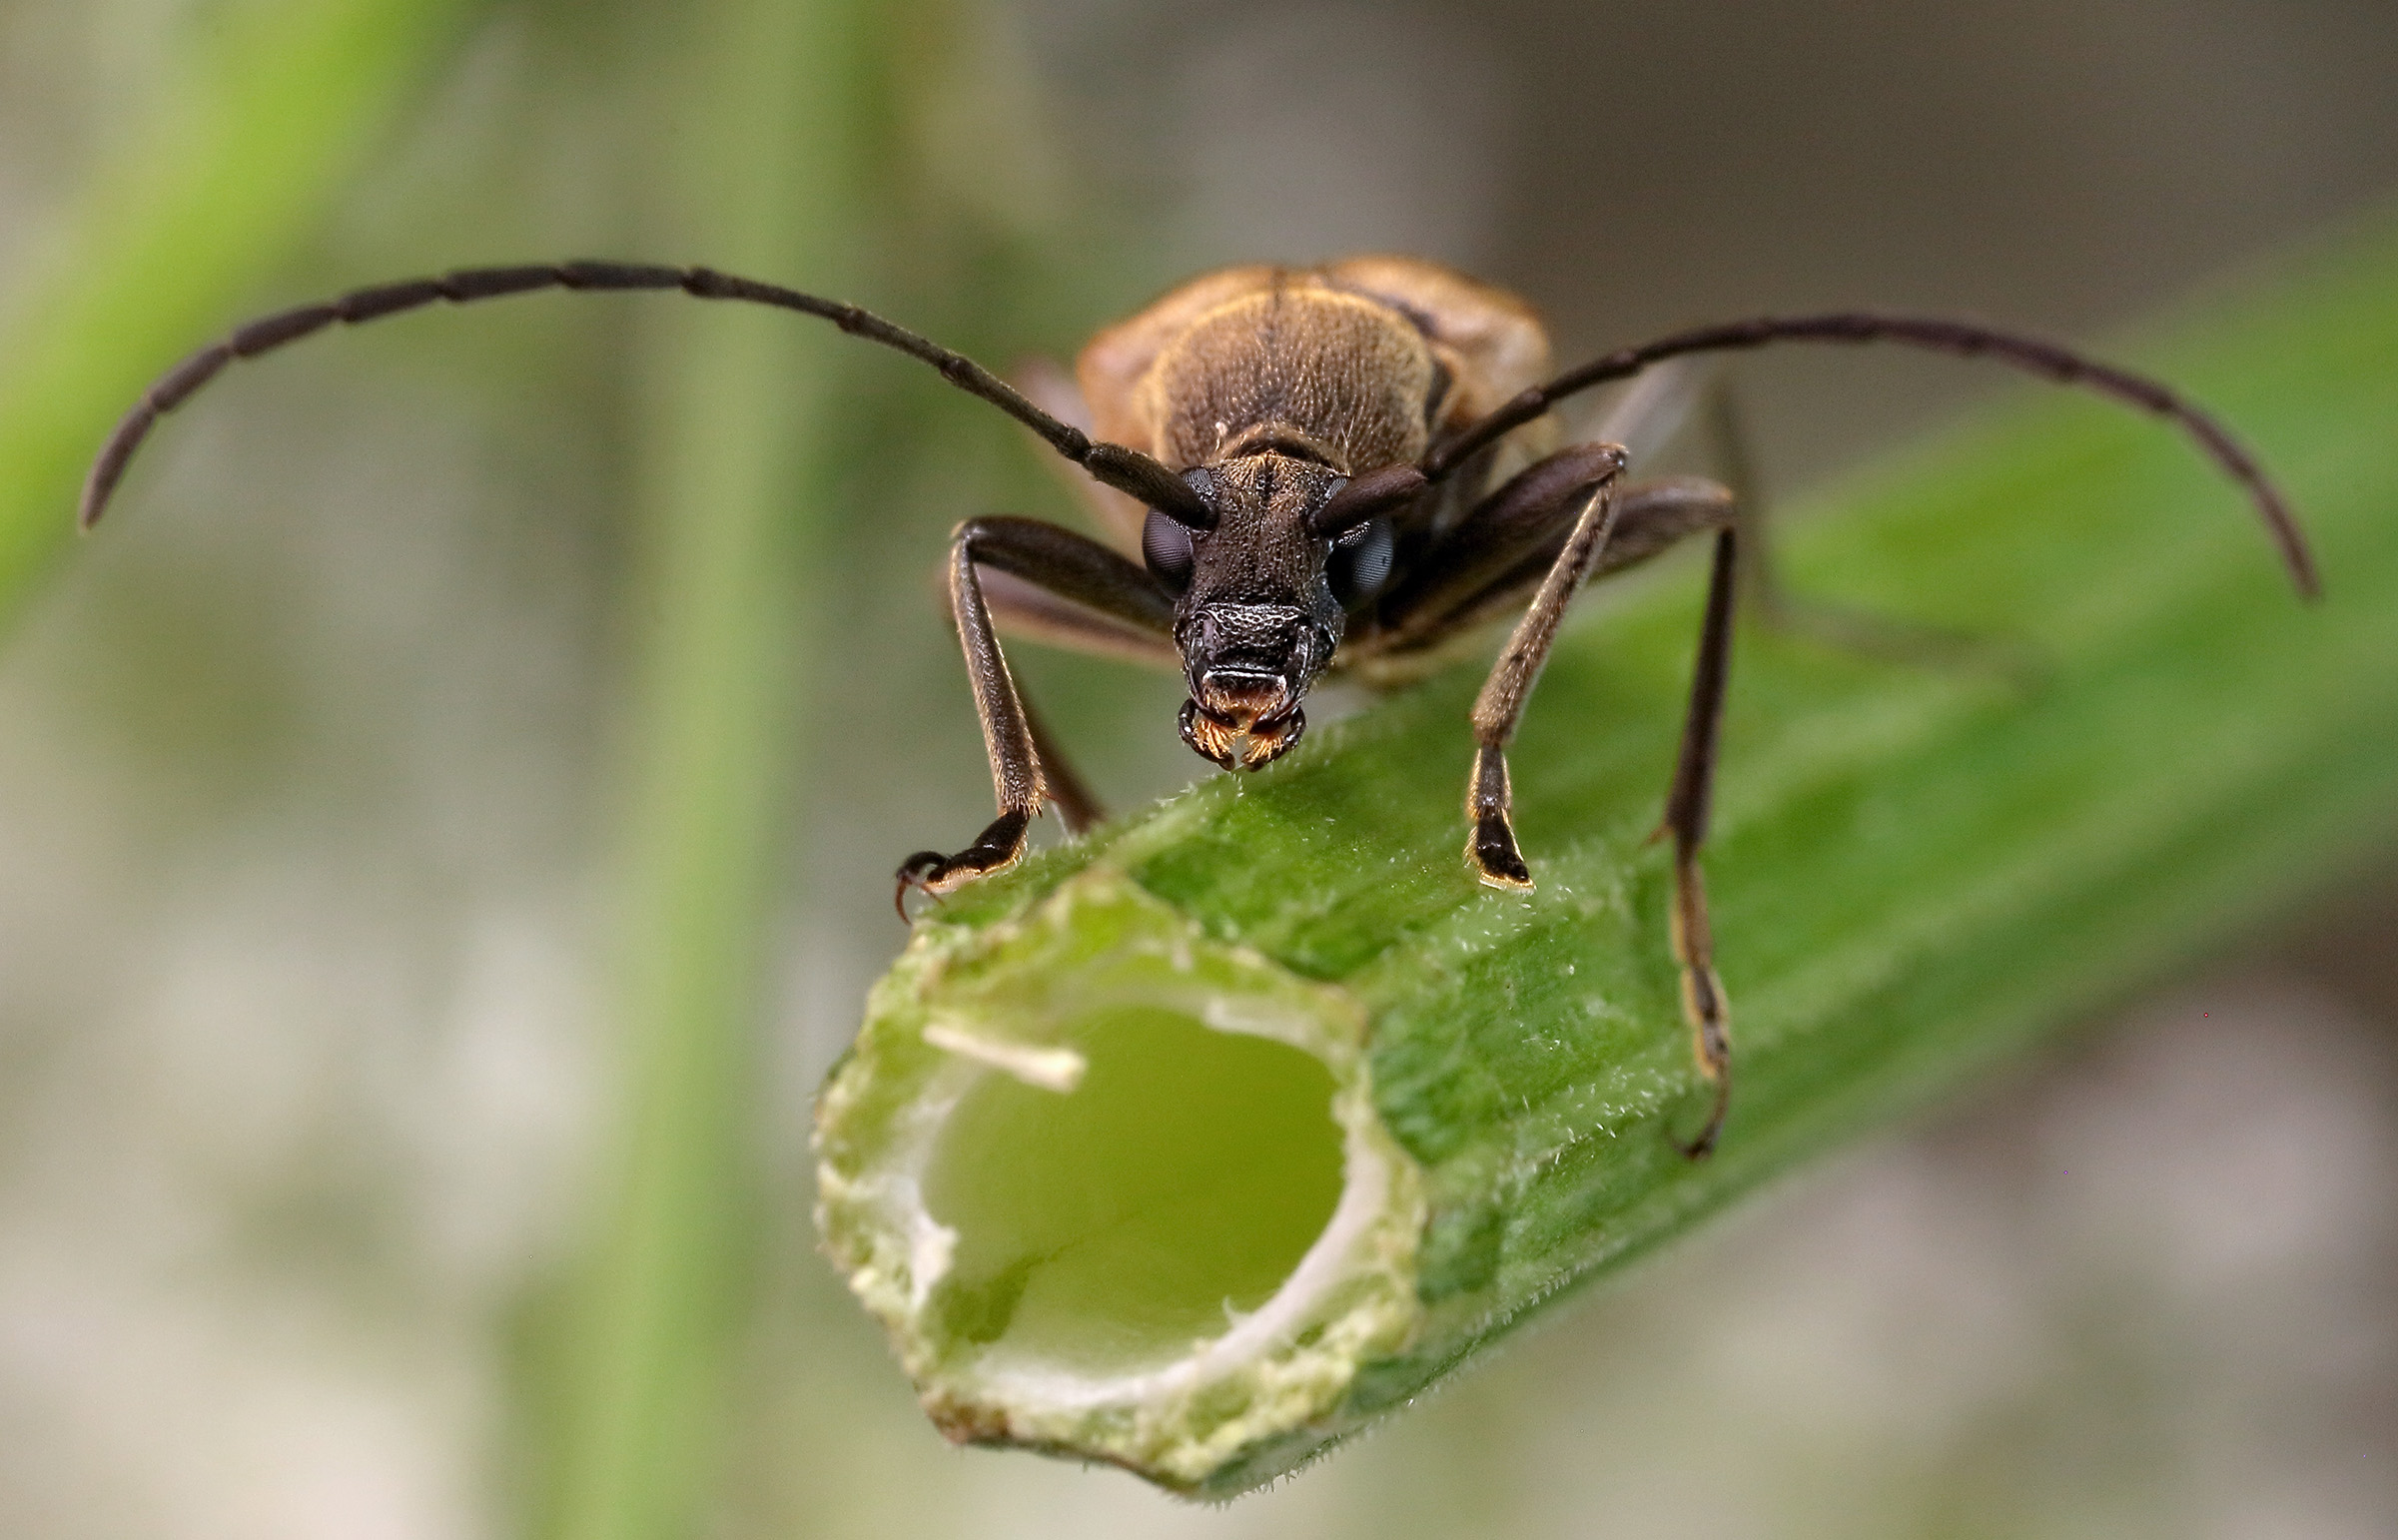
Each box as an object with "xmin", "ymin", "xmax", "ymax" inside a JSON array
[
  {"xmin": 1327, "ymin": 516, "xmax": 1395, "ymax": 608},
  {"xmin": 1143, "ymin": 507, "xmax": 1198, "ymax": 593}
]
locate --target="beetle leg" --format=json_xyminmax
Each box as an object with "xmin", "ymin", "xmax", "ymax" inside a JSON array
[
  {"xmin": 896, "ymin": 517, "xmax": 1172, "ymax": 913},
  {"xmin": 1378, "ymin": 441, "xmax": 1749, "ymax": 658},
  {"xmin": 976, "ymin": 563, "xmax": 1181, "ymax": 837},
  {"xmin": 979, "ymin": 565, "xmax": 1182, "ymax": 673},
  {"xmin": 1016, "ymin": 692, "xmax": 1104, "ymax": 837},
  {"xmin": 1451, "ymin": 473, "xmax": 1736, "ymax": 901},
  {"xmin": 1660, "ymin": 527, "xmax": 1739, "ymax": 1156},
  {"xmin": 1375, "ymin": 442, "xmax": 1629, "ymax": 640},
  {"xmin": 1461, "ymin": 445, "xmax": 1630, "ymax": 888}
]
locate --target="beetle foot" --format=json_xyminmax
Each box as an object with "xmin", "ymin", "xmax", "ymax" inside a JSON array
[
  {"xmin": 1466, "ymin": 745, "xmax": 1533, "ymax": 890},
  {"xmin": 1673, "ymin": 1061, "xmax": 1731, "ymax": 1160},
  {"xmin": 1671, "ymin": 964, "xmax": 1731, "ymax": 1158},
  {"xmin": 894, "ymin": 809, "xmax": 1032, "ymax": 920},
  {"xmin": 1469, "ymin": 811, "xmax": 1533, "ymax": 890}
]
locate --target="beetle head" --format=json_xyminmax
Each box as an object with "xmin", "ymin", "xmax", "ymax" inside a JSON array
[{"xmin": 1141, "ymin": 452, "xmax": 1412, "ymax": 771}]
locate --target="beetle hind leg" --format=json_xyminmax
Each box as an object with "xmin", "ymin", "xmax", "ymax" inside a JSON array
[
  {"xmin": 1657, "ymin": 527, "xmax": 1741, "ymax": 1155},
  {"xmin": 1668, "ymin": 847, "xmax": 1733, "ymax": 1157}
]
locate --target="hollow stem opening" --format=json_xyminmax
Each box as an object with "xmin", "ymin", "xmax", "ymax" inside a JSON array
[
  {"xmin": 924, "ymin": 1006, "xmax": 1345, "ymax": 1375},
  {"xmin": 816, "ymin": 870, "xmax": 1426, "ymax": 1490}
]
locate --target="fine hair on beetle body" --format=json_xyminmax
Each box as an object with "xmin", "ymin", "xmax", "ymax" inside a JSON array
[{"xmin": 78, "ymin": 256, "xmax": 2320, "ymax": 1157}]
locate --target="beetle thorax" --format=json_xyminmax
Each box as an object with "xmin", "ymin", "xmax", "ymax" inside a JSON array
[{"xmin": 1141, "ymin": 289, "xmax": 1439, "ymax": 474}]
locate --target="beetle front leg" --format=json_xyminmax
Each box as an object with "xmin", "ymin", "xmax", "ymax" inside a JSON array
[
  {"xmin": 895, "ymin": 526, "xmax": 1043, "ymax": 905},
  {"xmin": 1461, "ymin": 446, "xmax": 1629, "ymax": 887},
  {"xmin": 896, "ymin": 517, "xmax": 1173, "ymax": 914}
]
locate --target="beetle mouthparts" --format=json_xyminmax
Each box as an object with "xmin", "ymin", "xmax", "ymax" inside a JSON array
[{"xmin": 1181, "ymin": 697, "xmax": 1306, "ymax": 770}]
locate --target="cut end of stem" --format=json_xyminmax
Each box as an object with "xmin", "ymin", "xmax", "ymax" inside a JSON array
[{"xmin": 814, "ymin": 869, "xmax": 1425, "ymax": 1492}]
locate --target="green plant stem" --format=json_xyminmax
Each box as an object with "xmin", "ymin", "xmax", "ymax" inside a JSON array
[
  {"xmin": 547, "ymin": 2, "xmax": 870, "ymax": 1538},
  {"xmin": 821, "ymin": 221, "xmax": 2398, "ymax": 1494},
  {"xmin": 0, "ymin": 0, "xmax": 479, "ymax": 619}
]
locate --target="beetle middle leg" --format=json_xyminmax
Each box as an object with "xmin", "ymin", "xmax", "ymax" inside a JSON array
[{"xmin": 896, "ymin": 517, "xmax": 1172, "ymax": 911}]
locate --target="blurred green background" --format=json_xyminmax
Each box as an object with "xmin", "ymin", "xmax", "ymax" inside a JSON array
[{"xmin": 1, "ymin": 0, "xmax": 2394, "ymax": 1536}]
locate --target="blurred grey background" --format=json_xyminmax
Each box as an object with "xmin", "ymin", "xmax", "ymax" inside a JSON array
[{"xmin": 1, "ymin": 0, "xmax": 2394, "ymax": 1535}]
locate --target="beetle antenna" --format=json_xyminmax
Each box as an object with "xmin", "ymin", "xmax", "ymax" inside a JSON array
[
  {"xmin": 79, "ymin": 261, "xmax": 1209, "ymax": 530},
  {"xmin": 1422, "ymin": 312, "xmax": 2318, "ymax": 599}
]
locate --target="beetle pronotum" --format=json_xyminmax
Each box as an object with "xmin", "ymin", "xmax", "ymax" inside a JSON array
[{"xmin": 81, "ymin": 256, "xmax": 2317, "ymax": 1155}]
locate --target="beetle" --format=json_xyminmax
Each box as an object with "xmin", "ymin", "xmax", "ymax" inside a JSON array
[{"xmin": 79, "ymin": 256, "xmax": 2318, "ymax": 1155}]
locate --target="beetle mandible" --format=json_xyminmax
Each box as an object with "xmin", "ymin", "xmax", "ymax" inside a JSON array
[{"xmin": 79, "ymin": 256, "xmax": 2319, "ymax": 1155}]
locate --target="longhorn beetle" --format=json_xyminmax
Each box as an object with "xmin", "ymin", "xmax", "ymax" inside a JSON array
[{"xmin": 80, "ymin": 256, "xmax": 2319, "ymax": 1155}]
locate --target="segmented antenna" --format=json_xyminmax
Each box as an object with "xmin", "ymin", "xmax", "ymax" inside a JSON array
[
  {"xmin": 79, "ymin": 261, "xmax": 1210, "ymax": 530},
  {"xmin": 1423, "ymin": 312, "xmax": 2318, "ymax": 599}
]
